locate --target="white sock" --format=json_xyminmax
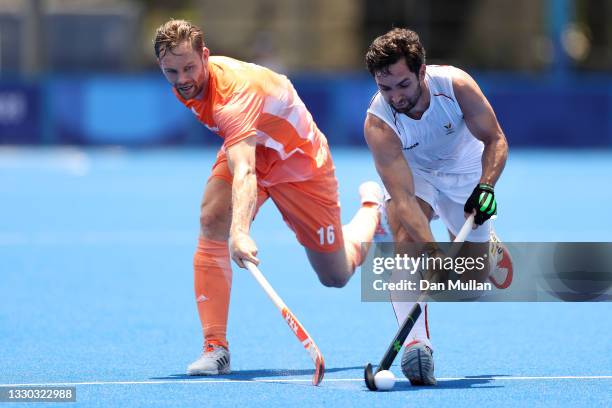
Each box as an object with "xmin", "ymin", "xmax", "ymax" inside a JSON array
[
  {"xmin": 388, "ymin": 253, "xmax": 433, "ymax": 350},
  {"xmin": 391, "ymin": 301, "xmax": 433, "ymax": 350}
]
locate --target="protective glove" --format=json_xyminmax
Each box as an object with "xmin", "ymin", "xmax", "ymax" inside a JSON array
[{"xmin": 464, "ymin": 183, "xmax": 497, "ymax": 225}]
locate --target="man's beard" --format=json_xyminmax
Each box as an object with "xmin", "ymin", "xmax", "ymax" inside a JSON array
[
  {"xmin": 393, "ymin": 83, "xmax": 422, "ymax": 115},
  {"xmin": 176, "ymin": 81, "xmax": 202, "ymax": 99}
]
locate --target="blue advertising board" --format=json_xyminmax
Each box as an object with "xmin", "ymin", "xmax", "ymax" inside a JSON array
[
  {"xmin": 0, "ymin": 82, "xmax": 40, "ymax": 144},
  {"xmin": 0, "ymin": 74, "xmax": 610, "ymax": 148}
]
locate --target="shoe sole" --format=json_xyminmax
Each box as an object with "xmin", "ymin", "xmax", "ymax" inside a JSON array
[
  {"xmin": 401, "ymin": 347, "xmax": 436, "ymax": 386},
  {"xmin": 488, "ymin": 233, "xmax": 514, "ymax": 289},
  {"xmin": 187, "ymin": 366, "xmax": 231, "ymax": 376}
]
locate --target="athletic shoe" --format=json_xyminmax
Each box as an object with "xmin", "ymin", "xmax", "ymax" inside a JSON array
[
  {"xmin": 358, "ymin": 181, "xmax": 384, "ymax": 207},
  {"xmin": 488, "ymin": 230, "xmax": 514, "ymax": 289},
  {"xmin": 401, "ymin": 341, "xmax": 437, "ymax": 385},
  {"xmin": 186, "ymin": 343, "xmax": 231, "ymax": 376},
  {"xmin": 359, "ymin": 181, "xmax": 392, "ymax": 242},
  {"xmin": 374, "ymin": 201, "xmax": 393, "ymax": 243}
]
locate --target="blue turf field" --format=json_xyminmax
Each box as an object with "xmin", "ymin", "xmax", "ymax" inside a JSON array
[{"xmin": 1, "ymin": 147, "xmax": 611, "ymax": 407}]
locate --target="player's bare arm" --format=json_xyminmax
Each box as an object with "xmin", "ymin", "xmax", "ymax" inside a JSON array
[
  {"xmin": 452, "ymin": 69, "xmax": 508, "ymax": 186},
  {"xmin": 364, "ymin": 113, "xmax": 435, "ymax": 242},
  {"xmin": 226, "ymin": 136, "xmax": 259, "ymax": 267},
  {"xmin": 453, "ymin": 68, "xmax": 508, "ymax": 225}
]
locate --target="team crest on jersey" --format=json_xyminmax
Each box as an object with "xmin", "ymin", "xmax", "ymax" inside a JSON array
[{"xmin": 443, "ymin": 122, "xmax": 455, "ymax": 135}]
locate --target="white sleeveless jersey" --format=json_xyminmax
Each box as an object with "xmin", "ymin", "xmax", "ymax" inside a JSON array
[{"xmin": 367, "ymin": 65, "xmax": 483, "ymax": 174}]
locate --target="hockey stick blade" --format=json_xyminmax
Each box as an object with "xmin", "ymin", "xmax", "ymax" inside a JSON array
[
  {"xmin": 363, "ymin": 304, "xmax": 421, "ymax": 391},
  {"xmin": 281, "ymin": 307, "xmax": 325, "ymax": 386},
  {"xmin": 363, "ymin": 303, "xmax": 421, "ymax": 391},
  {"xmin": 364, "ymin": 363, "xmax": 377, "ymax": 391},
  {"xmin": 245, "ymin": 260, "xmax": 325, "ymax": 386},
  {"xmin": 363, "ymin": 215, "xmax": 474, "ymax": 390}
]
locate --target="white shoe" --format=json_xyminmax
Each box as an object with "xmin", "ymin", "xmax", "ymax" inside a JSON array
[
  {"xmin": 187, "ymin": 344, "xmax": 231, "ymax": 376},
  {"xmin": 358, "ymin": 181, "xmax": 384, "ymax": 207},
  {"xmin": 488, "ymin": 230, "xmax": 513, "ymax": 289},
  {"xmin": 401, "ymin": 341, "xmax": 436, "ymax": 386},
  {"xmin": 359, "ymin": 182, "xmax": 392, "ymax": 243},
  {"xmin": 374, "ymin": 200, "xmax": 393, "ymax": 242}
]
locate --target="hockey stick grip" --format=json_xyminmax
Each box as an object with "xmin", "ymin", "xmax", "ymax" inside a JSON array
[
  {"xmin": 415, "ymin": 213, "xmax": 475, "ymax": 303},
  {"xmin": 455, "ymin": 213, "xmax": 475, "ymax": 243}
]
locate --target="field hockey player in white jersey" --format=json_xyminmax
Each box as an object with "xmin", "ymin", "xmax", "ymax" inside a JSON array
[{"xmin": 363, "ymin": 28, "xmax": 513, "ymax": 386}]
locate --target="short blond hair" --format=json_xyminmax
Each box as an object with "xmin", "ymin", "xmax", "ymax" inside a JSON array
[{"xmin": 153, "ymin": 19, "xmax": 204, "ymax": 58}]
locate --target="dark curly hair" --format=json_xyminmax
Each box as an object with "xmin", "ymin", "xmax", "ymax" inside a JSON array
[{"xmin": 365, "ymin": 28, "xmax": 426, "ymax": 76}]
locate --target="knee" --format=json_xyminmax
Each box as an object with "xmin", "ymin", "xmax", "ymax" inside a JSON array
[
  {"xmin": 318, "ymin": 273, "xmax": 350, "ymax": 288},
  {"xmin": 199, "ymin": 207, "xmax": 230, "ymax": 238}
]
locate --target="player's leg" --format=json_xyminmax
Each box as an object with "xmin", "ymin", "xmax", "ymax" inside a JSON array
[
  {"xmin": 384, "ymin": 171, "xmax": 436, "ymax": 346},
  {"xmin": 305, "ymin": 181, "xmax": 383, "ymax": 287},
  {"xmin": 266, "ymin": 168, "xmax": 381, "ymax": 288},
  {"xmin": 386, "ymin": 195, "xmax": 436, "ymax": 349},
  {"xmin": 188, "ymin": 175, "xmax": 233, "ymax": 375},
  {"xmin": 188, "ymin": 156, "xmax": 268, "ymax": 375},
  {"xmin": 384, "ymin": 175, "xmax": 438, "ymax": 385}
]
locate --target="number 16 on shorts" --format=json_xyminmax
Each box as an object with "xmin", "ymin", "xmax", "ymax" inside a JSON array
[{"xmin": 317, "ymin": 225, "xmax": 335, "ymax": 246}]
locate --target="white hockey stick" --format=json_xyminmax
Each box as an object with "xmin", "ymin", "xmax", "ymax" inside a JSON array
[{"xmin": 244, "ymin": 260, "xmax": 325, "ymax": 386}]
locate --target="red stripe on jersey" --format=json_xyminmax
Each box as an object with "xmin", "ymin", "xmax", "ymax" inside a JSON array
[{"xmin": 433, "ymin": 93, "xmax": 454, "ymax": 102}]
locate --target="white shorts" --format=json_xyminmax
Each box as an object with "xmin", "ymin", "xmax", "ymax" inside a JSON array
[{"xmin": 383, "ymin": 169, "xmax": 492, "ymax": 242}]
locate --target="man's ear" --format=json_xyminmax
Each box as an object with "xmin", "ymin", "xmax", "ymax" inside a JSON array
[{"xmin": 418, "ymin": 64, "xmax": 426, "ymax": 81}]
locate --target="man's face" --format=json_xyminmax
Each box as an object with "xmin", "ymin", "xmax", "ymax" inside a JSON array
[
  {"xmin": 374, "ymin": 59, "xmax": 425, "ymax": 115},
  {"xmin": 158, "ymin": 41, "xmax": 209, "ymax": 99}
]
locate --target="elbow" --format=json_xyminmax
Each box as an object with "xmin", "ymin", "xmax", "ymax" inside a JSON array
[
  {"xmin": 497, "ymin": 130, "xmax": 508, "ymax": 149},
  {"xmin": 495, "ymin": 130, "xmax": 508, "ymax": 148},
  {"xmin": 497, "ymin": 132, "xmax": 509, "ymax": 160},
  {"xmin": 484, "ymin": 131, "xmax": 509, "ymax": 157}
]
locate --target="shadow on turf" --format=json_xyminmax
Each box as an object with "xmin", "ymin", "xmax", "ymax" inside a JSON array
[
  {"xmin": 151, "ymin": 366, "xmax": 363, "ymax": 381},
  {"xmin": 390, "ymin": 374, "xmax": 508, "ymax": 392}
]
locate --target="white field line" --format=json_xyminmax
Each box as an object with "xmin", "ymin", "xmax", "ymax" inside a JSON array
[{"xmin": 1, "ymin": 375, "xmax": 611, "ymax": 387}]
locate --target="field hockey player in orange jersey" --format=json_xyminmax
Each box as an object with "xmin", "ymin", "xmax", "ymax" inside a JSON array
[{"xmin": 154, "ymin": 19, "xmax": 384, "ymax": 375}]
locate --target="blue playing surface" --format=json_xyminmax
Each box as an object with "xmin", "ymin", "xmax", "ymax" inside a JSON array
[{"xmin": 1, "ymin": 148, "xmax": 611, "ymax": 407}]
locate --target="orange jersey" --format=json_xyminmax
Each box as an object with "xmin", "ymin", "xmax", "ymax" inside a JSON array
[{"xmin": 174, "ymin": 56, "xmax": 331, "ymax": 187}]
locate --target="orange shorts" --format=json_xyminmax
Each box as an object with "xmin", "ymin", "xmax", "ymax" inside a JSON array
[{"xmin": 209, "ymin": 153, "xmax": 344, "ymax": 252}]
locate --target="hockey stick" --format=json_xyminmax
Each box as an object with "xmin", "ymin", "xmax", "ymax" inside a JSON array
[
  {"xmin": 244, "ymin": 260, "xmax": 325, "ymax": 386},
  {"xmin": 364, "ymin": 214, "xmax": 475, "ymax": 390}
]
